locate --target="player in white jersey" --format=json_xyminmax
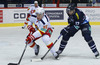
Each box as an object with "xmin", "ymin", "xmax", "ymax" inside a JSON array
[
  {"xmin": 22, "ymin": 1, "xmax": 40, "ymax": 32},
  {"xmin": 25, "ymin": 8, "xmax": 59, "ymax": 59},
  {"xmin": 22, "ymin": 1, "xmax": 41, "ymax": 56}
]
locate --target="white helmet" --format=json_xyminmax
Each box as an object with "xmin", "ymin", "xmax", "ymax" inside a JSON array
[
  {"xmin": 34, "ymin": 1, "xmax": 38, "ymax": 4},
  {"xmin": 36, "ymin": 8, "xmax": 45, "ymax": 15}
]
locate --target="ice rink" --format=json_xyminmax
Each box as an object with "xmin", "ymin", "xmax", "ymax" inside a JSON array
[{"xmin": 0, "ymin": 25, "xmax": 100, "ymax": 65}]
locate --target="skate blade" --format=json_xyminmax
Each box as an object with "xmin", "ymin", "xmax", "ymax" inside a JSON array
[
  {"xmin": 31, "ymin": 58, "xmax": 42, "ymax": 62},
  {"xmin": 56, "ymin": 57, "xmax": 60, "ymax": 60},
  {"xmin": 8, "ymin": 63, "xmax": 18, "ymax": 65},
  {"xmin": 96, "ymin": 56, "xmax": 100, "ymax": 59}
]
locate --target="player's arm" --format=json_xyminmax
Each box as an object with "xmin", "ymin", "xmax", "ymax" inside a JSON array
[
  {"xmin": 38, "ymin": 24, "xmax": 53, "ymax": 37},
  {"xmin": 68, "ymin": 17, "xmax": 74, "ymax": 26},
  {"xmin": 75, "ymin": 11, "xmax": 85, "ymax": 26},
  {"xmin": 27, "ymin": 5, "xmax": 31, "ymax": 11},
  {"xmin": 26, "ymin": 13, "xmax": 30, "ymax": 21},
  {"xmin": 68, "ymin": 12, "xmax": 80, "ymax": 30},
  {"xmin": 26, "ymin": 6, "xmax": 31, "ymax": 21}
]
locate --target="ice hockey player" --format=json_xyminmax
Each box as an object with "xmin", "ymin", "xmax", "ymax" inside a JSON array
[
  {"xmin": 22, "ymin": 1, "xmax": 40, "ymax": 30},
  {"xmin": 56, "ymin": 3, "xmax": 100, "ymax": 59},
  {"xmin": 25, "ymin": 8, "xmax": 59, "ymax": 59},
  {"xmin": 22, "ymin": 1, "xmax": 40, "ymax": 56}
]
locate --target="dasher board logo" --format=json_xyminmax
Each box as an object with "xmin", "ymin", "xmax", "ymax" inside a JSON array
[
  {"xmin": 0, "ymin": 10, "xmax": 3, "ymax": 23},
  {"xmin": 45, "ymin": 10, "xmax": 64, "ymax": 20},
  {"xmin": 13, "ymin": 9, "xmax": 28, "ymax": 23}
]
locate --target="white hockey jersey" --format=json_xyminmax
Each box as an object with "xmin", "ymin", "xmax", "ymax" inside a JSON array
[
  {"xmin": 28, "ymin": 4, "xmax": 40, "ymax": 15},
  {"xmin": 35, "ymin": 14, "xmax": 52, "ymax": 32}
]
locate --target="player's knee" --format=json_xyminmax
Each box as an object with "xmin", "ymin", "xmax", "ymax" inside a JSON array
[
  {"xmin": 82, "ymin": 30, "xmax": 92, "ymax": 42},
  {"xmin": 42, "ymin": 35, "xmax": 50, "ymax": 44},
  {"xmin": 60, "ymin": 26, "xmax": 71, "ymax": 36},
  {"xmin": 83, "ymin": 34, "xmax": 92, "ymax": 42},
  {"xmin": 62, "ymin": 34, "xmax": 70, "ymax": 41},
  {"xmin": 60, "ymin": 28, "xmax": 68, "ymax": 36},
  {"xmin": 69, "ymin": 32, "xmax": 75, "ymax": 37}
]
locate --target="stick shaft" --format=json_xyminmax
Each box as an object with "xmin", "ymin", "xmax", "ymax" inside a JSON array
[{"xmin": 18, "ymin": 43, "xmax": 28, "ymax": 64}]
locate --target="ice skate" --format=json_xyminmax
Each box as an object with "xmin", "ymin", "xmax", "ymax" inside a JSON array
[{"xmin": 35, "ymin": 45, "xmax": 40, "ymax": 56}]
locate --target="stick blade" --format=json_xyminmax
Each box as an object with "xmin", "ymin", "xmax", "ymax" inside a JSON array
[
  {"xmin": 31, "ymin": 58, "xmax": 42, "ymax": 62},
  {"xmin": 8, "ymin": 63, "xmax": 18, "ymax": 65}
]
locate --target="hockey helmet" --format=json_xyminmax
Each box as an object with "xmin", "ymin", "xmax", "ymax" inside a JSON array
[
  {"xmin": 34, "ymin": 1, "xmax": 38, "ymax": 4},
  {"xmin": 36, "ymin": 8, "xmax": 44, "ymax": 15},
  {"xmin": 66, "ymin": 3, "xmax": 76, "ymax": 13}
]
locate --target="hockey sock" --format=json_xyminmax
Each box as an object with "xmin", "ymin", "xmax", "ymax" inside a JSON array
[
  {"xmin": 47, "ymin": 42, "xmax": 57, "ymax": 56},
  {"xmin": 58, "ymin": 40, "xmax": 67, "ymax": 54},
  {"xmin": 88, "ymin": 40, "xmax": 99, "ymax": 56},
  {"xmin": 23, "ymin": 22, "xmax": 28, "ymax": 27},
  {"xmin": 28, "ymin": 42, "xmax": 37, "ymax": 49},
  {"xmin": 23, "ymin": 24, "xmax": 26, "ymax": 28}
]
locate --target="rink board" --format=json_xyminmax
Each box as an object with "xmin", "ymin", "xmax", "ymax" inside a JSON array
[
  {"xmin": 0, "ymin": 22, "xmax": 100, "ymax": 27},
  {"xmin": 0, "ymin": 7, "xmax": 100, "ymax": 27}
]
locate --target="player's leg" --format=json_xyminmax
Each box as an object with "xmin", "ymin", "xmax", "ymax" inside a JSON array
[
  {"xmin": 42, "ymin": 35, "xmax": 58, "ymax": 59},
  {"xmin": 27, "ymin": 41, "xmax": 40, "ymax": 55},
  {"xmin": 22, "ymin": 14, "xmax": 31, "ymax": 29},
  {"xmin": 22, "ymin": 21, "xmax": 28, "ymax": 29},
  {"xmin": 57, "ymin": 35, "xmax": 70, "ymax": 54},
  {"xmin": 26, "ymin": 30, "xmax": 43, "ymax": 56},
  {"xmin": 57, "ymin": 25, "xmax": 79, "ymax": 55},
  {"xmin": 81, "ymin": 23, "xmax": 100, "ymax": 58}
]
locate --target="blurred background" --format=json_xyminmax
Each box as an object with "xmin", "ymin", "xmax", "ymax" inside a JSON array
[{"xmin": 0, "ymin": 0, "xmax": 100, "ymax": 8}]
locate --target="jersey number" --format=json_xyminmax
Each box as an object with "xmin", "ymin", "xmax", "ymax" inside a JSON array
[
  {"xmin": 43, "ymin": 25, "xmax": 48, "ymax": 29},
  {"xmin": 31, "ymin": 10, "xmax": 35, "ymax": 14}
]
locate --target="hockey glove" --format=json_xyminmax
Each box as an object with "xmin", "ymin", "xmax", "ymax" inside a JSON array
[
  {"xmin": 68, "ymin": 17, "xmax": 74, "ymax": 25},
  {"xmin": 27, "ymin": 25, "xmax": 35, "ymax": 34},
  {"xmin": 26, "ymin": 34, "xmax": 35, "ymax": 44}
]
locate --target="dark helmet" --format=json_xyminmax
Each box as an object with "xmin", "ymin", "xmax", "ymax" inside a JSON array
[{"xmin": 66, "ymin": 3, "xmax": 76, "ymax": 13}]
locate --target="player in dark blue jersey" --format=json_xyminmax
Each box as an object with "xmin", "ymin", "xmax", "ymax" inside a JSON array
[{"xmin": 56, "ymin": 3, "xmax": 100, "ymax": 59}]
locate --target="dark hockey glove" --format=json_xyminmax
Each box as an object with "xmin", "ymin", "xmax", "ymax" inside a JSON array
[{"xmin": 68, "ymin": 17, "xmax": 74, "ymax": 25}]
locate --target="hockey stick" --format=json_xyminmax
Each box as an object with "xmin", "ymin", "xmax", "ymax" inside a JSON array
[
  {"xmin": 31, "ymin": 34, "xmax": 62, "ymax": 62},
  {"xmin": 8, "ymin": 42, "xmax": 28, "ymax": 65}
]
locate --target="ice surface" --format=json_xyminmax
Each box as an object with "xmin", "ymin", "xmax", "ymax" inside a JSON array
[{"xmin": 0, "ymin": 25, "xmax": 100, "ymax": 65}]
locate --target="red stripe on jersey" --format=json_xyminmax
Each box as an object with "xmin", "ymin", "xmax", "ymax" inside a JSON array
[
  {"xmin": 24, "ymin": 22, "xmax": 28, "ymax": 25},
  {"xmin": 38, "ymin": 30, "xmax": 45, "ymax": 36}
]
